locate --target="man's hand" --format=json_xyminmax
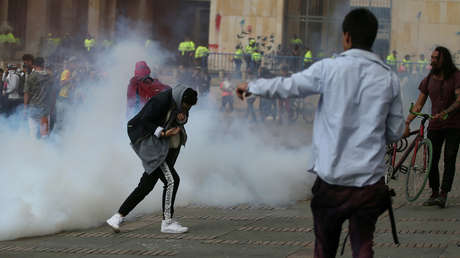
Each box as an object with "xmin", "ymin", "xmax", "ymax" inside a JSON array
[
  {"xmin": 236, "ymin": 82, "xmax": 250, "ymax": 100},
  {"xmin": 164, "ymin": 127, "xmax": 180, "ymax": 137},
  {"xmin": 432, "ymin": 111, "xmax": 448, "ymax": 120}
]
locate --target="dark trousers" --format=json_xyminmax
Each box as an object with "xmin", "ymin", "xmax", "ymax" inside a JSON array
[
  {"xmin": 311, "ymin": 177, "xmax": 390, "ymax": 258},
  {"xmin": 119, "ymin": 148, "xmax": 180, "ymax": 220},
  {"xmin": 5, "ymin": 98, "xmax": 23, "ymax": 117},
  {"xmin": 427, "ymin": 128, "xmax": 460, "ymax": 193},
  {"xmin": 221, "ymin": 96, "xmax": 233, "ymax": 112},
  {"xmin": 234, "ymin": 59, "xmax": 242, "ymax": 74}
]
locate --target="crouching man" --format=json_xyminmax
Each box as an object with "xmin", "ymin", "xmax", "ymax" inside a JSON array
[{"xmin": 107, "ymin": 85, "xmax": 198, "ymax": 234}]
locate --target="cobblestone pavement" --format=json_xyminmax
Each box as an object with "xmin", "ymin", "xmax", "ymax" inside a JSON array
[{"xmin": 1, "ymin": 157, "xmax": 459, "ymax": 258}]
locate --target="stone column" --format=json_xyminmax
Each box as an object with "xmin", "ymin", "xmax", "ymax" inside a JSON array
[
  {"xmin": 88, "ymin": 0, "xmax": 101, "ymax": 39},
  {"xmin": 105, "ymin": 0, "xmax": 117, "ymax": 39},
  {"xmin": 61, "ymin": 0, "xmax": 75, "ymax": 34},
  {"xmin": 25, "ymin": 0, "xmax": 49, "ymax": 55},
  {"xmin": 0, "ymin": 0, "xmax": 10, "ymax": 31}
]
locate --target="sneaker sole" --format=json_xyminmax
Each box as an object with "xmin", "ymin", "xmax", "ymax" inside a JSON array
[
  {"xmin": 106, "ymin": 222, "xmax": 120, "ymax": 233},
  {"xmin": 161, "ymin": 229, "xmax": 188, "ymax": 234}
]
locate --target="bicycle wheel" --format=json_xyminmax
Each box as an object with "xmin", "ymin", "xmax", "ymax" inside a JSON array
[{"xmin": 405, "ymin": 138, "xmax": 433, "ymax": 202}]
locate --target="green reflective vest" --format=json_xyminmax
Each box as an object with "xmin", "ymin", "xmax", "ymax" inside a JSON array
[
  {"xmin": 178, "ymin": 41, "xmax": 195, "ymax": 55},
  {"xmin": 290, "ymin": 38, "xmax": 303, "ymax": 45},
  {"xmin": 195, "ymin": 46, "xmax": 209, "ymax": 58},
  {"xmin": 234, "ymin": 49, "xmax": 243, "ymax": 60},
  {"xmin": 251, "ymin": 52, "xmax": 261, "ymax": 62},
  {"xmin": 304, "ymin": 50, "xmax": 313, "ymax": 63},
  {"xmin": 386, "ymin": 54, "xmax": 396, "ymax": 66},
  {"xmin": 84, "ymin": 38, "xmax": 96, "ymax": 51},
  {"xmin": 245, "ymin": 45, "xmax": 256, "ymax": 55},
  {"xmin": 5, "ymin": 33, "xmax": 17, "ymax": 44}
]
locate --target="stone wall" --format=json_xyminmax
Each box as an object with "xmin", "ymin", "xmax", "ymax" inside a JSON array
[
  {"xmin": 391, "ymin": 0, "xmax": 460, "ymax": 63},
  {"xmin": 208, "ymin": 0, "xmax": 285, "ymax": 53}
]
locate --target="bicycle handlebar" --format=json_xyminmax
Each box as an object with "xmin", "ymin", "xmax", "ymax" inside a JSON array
[{"xmin": 409, "ymin": 103, "xmax": 448, "ymax": 120}]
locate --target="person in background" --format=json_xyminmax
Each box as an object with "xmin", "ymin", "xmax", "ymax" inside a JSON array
[
  {"xmin": 233, "ymin": 44, "xmax": 244, "ymax": 78},
  {"xmin": 220, "ymin": 73, "xmax": 234, "ymax": 112},
  {"xmin": 127, "ymin": 61, "xmax": 170, "ymax": 119},
  {"xmin": 24, "ymin": 57, "xmax": 53, "ymax": 138},
  {"xmin": 403, "ymin": 46, "xmax": 460, "ymax": 208},
  {"xmin": 2, "ymin": 64, "xmax": 22, "ymax": 117}
]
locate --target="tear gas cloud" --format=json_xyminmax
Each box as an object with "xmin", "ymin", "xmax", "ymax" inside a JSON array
[{"xmin": 0, "ymin": 39, "xmax": 313, "ymax": 241}]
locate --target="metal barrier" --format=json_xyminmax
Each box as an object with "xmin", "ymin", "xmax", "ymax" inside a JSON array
[
  {"xmin": 207, "ymin": 52, "xmax": 317, "ymax": 74},
  {"xmin": 206, "ymin": 52, "xmax": 459, "ymax": 75}
]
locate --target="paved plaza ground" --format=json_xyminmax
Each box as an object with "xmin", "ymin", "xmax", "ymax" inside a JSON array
[{"xmin": 1, "ymin": 156, "xmax": 459, "ymax": 258}]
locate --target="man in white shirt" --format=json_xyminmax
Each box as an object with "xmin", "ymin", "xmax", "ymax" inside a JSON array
[
  {"xmin": 237, "ymin": 8, "xmax": 404, "ymax": 258},
  {"xmin": 2, "ymin": 64, "xmax": 22, "ymax": 117}
]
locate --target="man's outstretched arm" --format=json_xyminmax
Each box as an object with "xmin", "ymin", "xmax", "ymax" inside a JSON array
[{"xmin": 236, "ymin": 62, "xmax": 323, "ymax": 100}]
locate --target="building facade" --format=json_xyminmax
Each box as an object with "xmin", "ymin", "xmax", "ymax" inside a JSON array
[
  {"xmin": 391, "ymin": 0, "xmax": 460, "ymax": 63},
  {"xmin": 1, "ymin": 0, "xmax": 459, "ymax": 63},
  {"xmin": 0, "ymin": 0, "xmax": 209, "ymax": 58}
]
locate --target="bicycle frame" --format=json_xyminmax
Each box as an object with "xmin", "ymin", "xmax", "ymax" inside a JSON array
[{"xmin": 389, "ymin": 115, "xmax": 429, "ymax": 180}]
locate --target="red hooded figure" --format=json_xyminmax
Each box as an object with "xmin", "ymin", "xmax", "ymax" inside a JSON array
[{"xmin": 127, "ymin": 61, "xmax": 170, "ymax": 117}]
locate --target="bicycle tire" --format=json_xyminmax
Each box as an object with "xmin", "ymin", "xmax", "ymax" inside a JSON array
[{"xmin": 405, "ymin": 138, "xmax": 433, "ymax": 202}]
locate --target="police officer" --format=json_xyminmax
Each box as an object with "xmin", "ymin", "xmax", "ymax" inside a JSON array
[
  {"xmin": 194, "ymin": 43, "xmax": 209, "ymax": 69},
  {"xmin": 178, "ymin": 36, "xmax": 195, "ymax": 67}
]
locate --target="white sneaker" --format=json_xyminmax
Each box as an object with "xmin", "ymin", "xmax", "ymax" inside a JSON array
[
  {"xmin": 161, "ymin": 219, "xmax": 188, "ymax": 234},
  {"xmin": 106, "ymin": 213, "xmax": 124, "ymax": 233}
]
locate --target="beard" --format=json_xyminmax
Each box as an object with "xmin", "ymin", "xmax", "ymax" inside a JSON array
[{"xmin": 431, "ymin": 65, "xmax": 441, "ymax": 75}]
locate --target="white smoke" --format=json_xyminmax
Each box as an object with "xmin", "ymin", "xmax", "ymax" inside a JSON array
[{"xmin": 0, "ymin": 39, "xmax": 314, "ymax": 241}]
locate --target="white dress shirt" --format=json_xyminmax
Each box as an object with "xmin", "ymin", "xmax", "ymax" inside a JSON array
[{"xmin": 248, "ymin": 49, "xmax": 404, "ymax": 187}]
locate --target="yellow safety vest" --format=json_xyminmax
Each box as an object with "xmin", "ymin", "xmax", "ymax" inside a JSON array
[
  {"xmin": 251, "ymin": 52, "xmax": 262, "ymax": 62},
  {"xmin": 195, "ymin": 46, "xmax": 209, "ymax": 58},
  {"xmin": 234, "ymin": 49, "xmax": 243, "ymax": 60},
  {"xmin": 245, "ymin": 45, "xmax": 256, "ymax": 55},
  {"xmin": 386, "ymin": 54, "xmax": 396, "ymax": 66},
  {"xmin": 290, "ymin": 38, "xmax": 303, "ymax": 45},
  {"xmin": 178, "ymin": 41, "xmax": 195, "ymax": 55},
  {"xmin": 6, "ymin": 33, "xmax": 17, "ymax": 44},
  {"xmin": 84, "ymin": 38, "xmax": 96, "ymax": 51},
  {"xmin": 304, "ymin": 50, "xmax": 313, "ymax": 63}
]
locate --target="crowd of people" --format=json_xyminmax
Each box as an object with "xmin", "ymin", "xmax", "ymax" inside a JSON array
[{"xmin": 0, "ymin": 53, "xmax": 103, "ymax": 138}]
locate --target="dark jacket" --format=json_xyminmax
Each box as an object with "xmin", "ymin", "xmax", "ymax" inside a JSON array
[{"xmin": 127, "ymin": 86, "xmax": 189, "ymax": 145}]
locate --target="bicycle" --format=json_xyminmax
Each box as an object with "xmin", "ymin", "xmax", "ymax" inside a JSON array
[
  {"xmin": 287, "ymin": 98, "xmax": 315, "ymax": 123},
  {"xmin": 385, "ymin": 103, "xmax": 440, "ymax": 202}
]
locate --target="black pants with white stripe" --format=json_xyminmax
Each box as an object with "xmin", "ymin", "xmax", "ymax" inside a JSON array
[{"xmin": 119, "ymin": 148, "xmax": 180, "ymax": 220}]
